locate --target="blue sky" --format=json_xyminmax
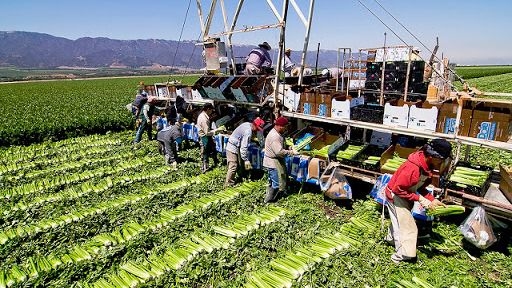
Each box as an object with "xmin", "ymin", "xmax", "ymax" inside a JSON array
[{"xmin": 1, "ymin": 0, "xmax": 510, "ymax": 65}]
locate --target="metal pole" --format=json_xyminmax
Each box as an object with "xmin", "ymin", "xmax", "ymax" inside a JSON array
[
  {"xmin": 336, "ymin": 48, "xmax": 341, "ymax": 92},
  {"xmin": 314, "ymin": 42, "xmax": 320, "ymax": 86},
  {"xmin": 273, "ymin": 0, "xmax": 290, "ymax": 118},
  {"xmin": 203, "ymin": 0, "xmax": 218, "ymax": 38},
  {"xmin": 379, "ymin": 32, "xmax": 387, "ymax": 105},
  {"xmin": 196, "ymin": 0, "xmax": 206, "ymax": 38},
  {"xmin": 227, "ymin": 0, "xmax": 245, "ymax": 75},
  {"xmin": 219, "ymin": 0, "xmax": 230, "ymax": 74},
  {"xmin": 403, "ymin": 46, "xmax": 412, "ymax": 101},
  {"xmin": 298, "ymin": 0, "xmax": 315, "ymax": 86}
]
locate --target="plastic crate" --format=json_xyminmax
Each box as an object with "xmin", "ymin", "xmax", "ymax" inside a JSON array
[
  {"xmin": 343, "ymin": 144, "xmax": 387, "ymax": 172},
  {"xmin": 350, "ymin": 104, "xmax": 384, "ymax": 124},
  {"xmin": 445, "ymin": 161, "xmax": 493, "ymax": 197}
]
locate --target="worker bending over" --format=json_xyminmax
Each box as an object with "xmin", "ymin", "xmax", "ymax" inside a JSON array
[
  {"xmin": 156, "ymin": 118, "xmax": 183, "ymax": 170},
  {"xmin": 224, "ymin": 117, "xmax": 266, "ymax": 187},
  {"xmin": 385, "ymin": 138, "xmax": 452, "ymax": 263}
]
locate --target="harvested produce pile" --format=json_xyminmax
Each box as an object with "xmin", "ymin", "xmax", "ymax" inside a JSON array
[
  {"xmin": 0, "ymin": 131, "xmax": 510, "ymax": 287},
  {"xmin": 381, "ymin": 155, "xmax": 407, "ymax": 172},
  {"xmin": 448, "ymin": 166, "xmax": 491, "ymax": 189},
  {"xmin": 336, "ymin": 144, "xmax": 366, "ymax": 161}
]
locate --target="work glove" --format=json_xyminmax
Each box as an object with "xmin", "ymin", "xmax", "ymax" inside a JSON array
[
  {"xmin": 418, "ymin": 195, "xmax": 432, "ymax": 209},
  {"xmin": 418, "ymin": 195, "xmax": 446, "ymax": 210},
  {"xmin": 244, "ymin": 160, "xmax": 252, "ymax": 170},
  {"xmin": 429, "ymin": 199, "xmax": 446, "ymax": 210}
]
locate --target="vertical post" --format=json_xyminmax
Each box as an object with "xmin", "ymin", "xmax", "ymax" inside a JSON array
[
  {"xmin": 336, "ymin": 48, "xmax": 341, "ymax": 92},
  {"xmin": 379, "ymin": 32, "xmax": 387, "ymax": 106},
  {"xmin": 403, "ymin": 46, "xmax": 412, "ymax": 102},
  {"xmin": 196, "ymin": 0, "xmax": 206, "ymax": 38},
  {"xmin": 227, "ymin": 0, "xmax": 245, "ymax": 75},
  {"xmin": 273, "ymin": 0, "xmax": 290, "ymax": 118},
  {"xmin": 314, "ymin": 42, "xmax": 320, "ymax": 85},
  {"xmin": 298, "ymin": 0, "xmax": 315, "ymax": 86},
  {"xmin": 345, "ymin": 49, "xmax": 351, "ymax": 96}
]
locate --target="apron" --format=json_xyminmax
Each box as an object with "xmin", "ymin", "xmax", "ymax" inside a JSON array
[
  {"xmin": 387, "ymin": 173, "xmax": 429, "ymax": 259},
  {"xmin": 272, "ymin": 158, "xmax": 288, "ymax": 191}
]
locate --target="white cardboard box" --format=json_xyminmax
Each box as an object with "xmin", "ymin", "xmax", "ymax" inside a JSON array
[
  {"xmin": 383, "ymin": 103, "xmax": 409, "ymax": 128},
  {"xmin": 408, "ymin": 105, "xmax": 438, "ymax": 131}
]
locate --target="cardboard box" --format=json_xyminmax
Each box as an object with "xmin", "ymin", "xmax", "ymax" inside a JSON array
[
  {"xmin": 383, "ymin": 102, "xmax": 409, "ymax": 128},
  {"xmin": 469, "ymin": 109, "xmax": 510, "ymax": 142},
  {"xmin": 331, "ymin": 97, "xmax": 351, "ymax": 120},
  {"xmin": 300, "ymin": 91, "xmax": 316, "ymax": 115},
  {"xmin": 380, "ymin": 144, "xmax": 419, "ymax": 174},
  {"xmin": 499, "ymin": 165, "xmax": 512, "ymax": 202},
  {"xmin": 316, "ymin": 91, "xmax": 332, "ymax": 117},
  {"xmin": 408, "ymin": 105, "xmax": 438, "ymax": 131},
  {"xmin": 435, "ymin": 103, "xmax": 472, "ymax": 136}
]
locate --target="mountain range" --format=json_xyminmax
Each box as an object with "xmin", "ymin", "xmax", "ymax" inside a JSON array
[{"xmin": 0, "ymin": 31, "xmax": 345, "ymax": 70}]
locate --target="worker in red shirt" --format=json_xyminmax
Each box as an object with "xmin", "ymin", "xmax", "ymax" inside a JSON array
[{"xmin": 385, "ymin": 138, "xmax": 452, "ymax": 263}]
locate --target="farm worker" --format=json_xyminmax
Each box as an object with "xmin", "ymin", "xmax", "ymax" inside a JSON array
[
  {"xmin": 282, "ymin": 48, "xmax": 295, "ymax": 77},
  {"xmin": 321, "ymin": 67, "xmax": 343, "ymax": 79},
  {"xmin": 224, "ymin": 117, "xmax": 266, "ymax": 187},
  {"xmin": 385, "ymin": 138, "xmax": 452, "ymax": 263},
  {"xmin": 131, "ymin": 91, "xmax": 148, "ymax": 118},
  {"xmin": 262, "ymin": 116, "xmax": 298, "ymax": 203},
  {"xmin": 196, "ymin": 103, "xmax": 224, "ymax": 172},
  {"xmin": 137, "ymin": 81, "xmax": 145, "ymax": 94},
  {"xmin": 156, "ymin": 118, "xmax": 183, "ymax": 170},
  {"xmin": 133, "ymin": 96, "xmax": 157, "ymax": 144},
  {"xmin": 244, "ymin": 41, "xmax": 273, "ymax": 75}
]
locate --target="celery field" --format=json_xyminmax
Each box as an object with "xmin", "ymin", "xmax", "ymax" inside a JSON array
[{"xmin": 0, "ymin": 132, "xmax": 511, "ymax": 287}]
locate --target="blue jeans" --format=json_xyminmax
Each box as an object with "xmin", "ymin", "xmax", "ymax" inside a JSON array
[
  {"xmin": 134, "ymin": 119, "xmax": 151, "ymax": 143},
  {"xmin": 266, "ymin": 168, "xmax": 280, "ymax": 189}
]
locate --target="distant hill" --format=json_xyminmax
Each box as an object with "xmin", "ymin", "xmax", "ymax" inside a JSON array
[{"xmin": 0, "ymin": 31, "xmax": 344, "ymax": 70}]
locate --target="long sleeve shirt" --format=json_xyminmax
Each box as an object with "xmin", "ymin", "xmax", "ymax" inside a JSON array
[
  {"xmin": 157, "ymin": 123, "xmax": 182, "ymax": 142},
  {"xmin": 283, "ymin": 55, "xmax": 295, "ymax": 74},
  {"xmin": 263, "ymin": 128, "xmax": 293, "ymax": 168},
  {"xmin": 225, "ymin": 122, "xmax": 252, "ymax": 161},
  {"xmin": 140, "ymin": 103, "xmax": 153, "ymax": 121},
  {"xmin": 385, "ymin": 151, "xmax": 435, "ymax": 203},
  {"xmin": 246, "ymin": 48, "xmax": 272, "ymax": 68},
  {"xmin": 196, "ymin": 111, "xmax": 214, "ymax": 137}
]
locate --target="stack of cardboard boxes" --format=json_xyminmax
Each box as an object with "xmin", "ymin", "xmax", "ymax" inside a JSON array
[{"xmin": 436, "ymin": 100, "xmax": 511, "ymax": 142}]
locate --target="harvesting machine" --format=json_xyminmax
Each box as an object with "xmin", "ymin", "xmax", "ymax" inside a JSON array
[{"xmin": 145, "ymin": 0, "xmax": 512, "ymax": 220}]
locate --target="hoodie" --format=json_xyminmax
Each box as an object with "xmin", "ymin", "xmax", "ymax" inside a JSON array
[{"xmin": 385, "ymin": 150, "xmax": 435, "ymax": 202}]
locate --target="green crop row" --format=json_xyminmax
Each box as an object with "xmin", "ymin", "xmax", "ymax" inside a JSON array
[
  {"xmin": 0, "ymin": 76, "xmax": 198, "ymax": 146},
  {"xmin": 455, "ymin": 66, "xmax": 512, "ymax": 80}
]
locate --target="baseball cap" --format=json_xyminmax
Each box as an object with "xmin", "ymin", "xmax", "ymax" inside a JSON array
[
  {"xmin": 275, "ymin": 116, "xmax": 289, "ymax": 126},
  {"xmin": 252, "ymin": 117, "xmax": 265, "ymax": 131},
  {"xmin": 428, "ymin": 138, "xmax": 452, "ymax": 159}
]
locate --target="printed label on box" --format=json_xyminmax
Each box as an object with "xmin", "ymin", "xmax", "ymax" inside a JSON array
[
  {"xmin": 476, "ymin": 122, "xmax": 497, "ymax": 140},
  {"xmin": 444, "ymin": 117, "xmax": 456, "ymax": 134},
  {"xmin": 318, "ymin": 104, "xmax": 329, "ymax": 117},
  {"xmin": 303, "ymin": 103, "xmax": 312, "ymax": 115}
]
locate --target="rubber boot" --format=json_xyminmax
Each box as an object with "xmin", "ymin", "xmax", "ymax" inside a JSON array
[
  {"xmin": 201, "ymin": 161, "xmax": 209, "ymax": 173},
  {"xmin": 264, "ymin": 187, "xmax": 279, "ymax": 203}
]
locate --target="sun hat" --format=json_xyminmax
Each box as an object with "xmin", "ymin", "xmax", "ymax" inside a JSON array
[{"xmin": 258, "ymin": 42, "xmax": 271, "ymax": 50}]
